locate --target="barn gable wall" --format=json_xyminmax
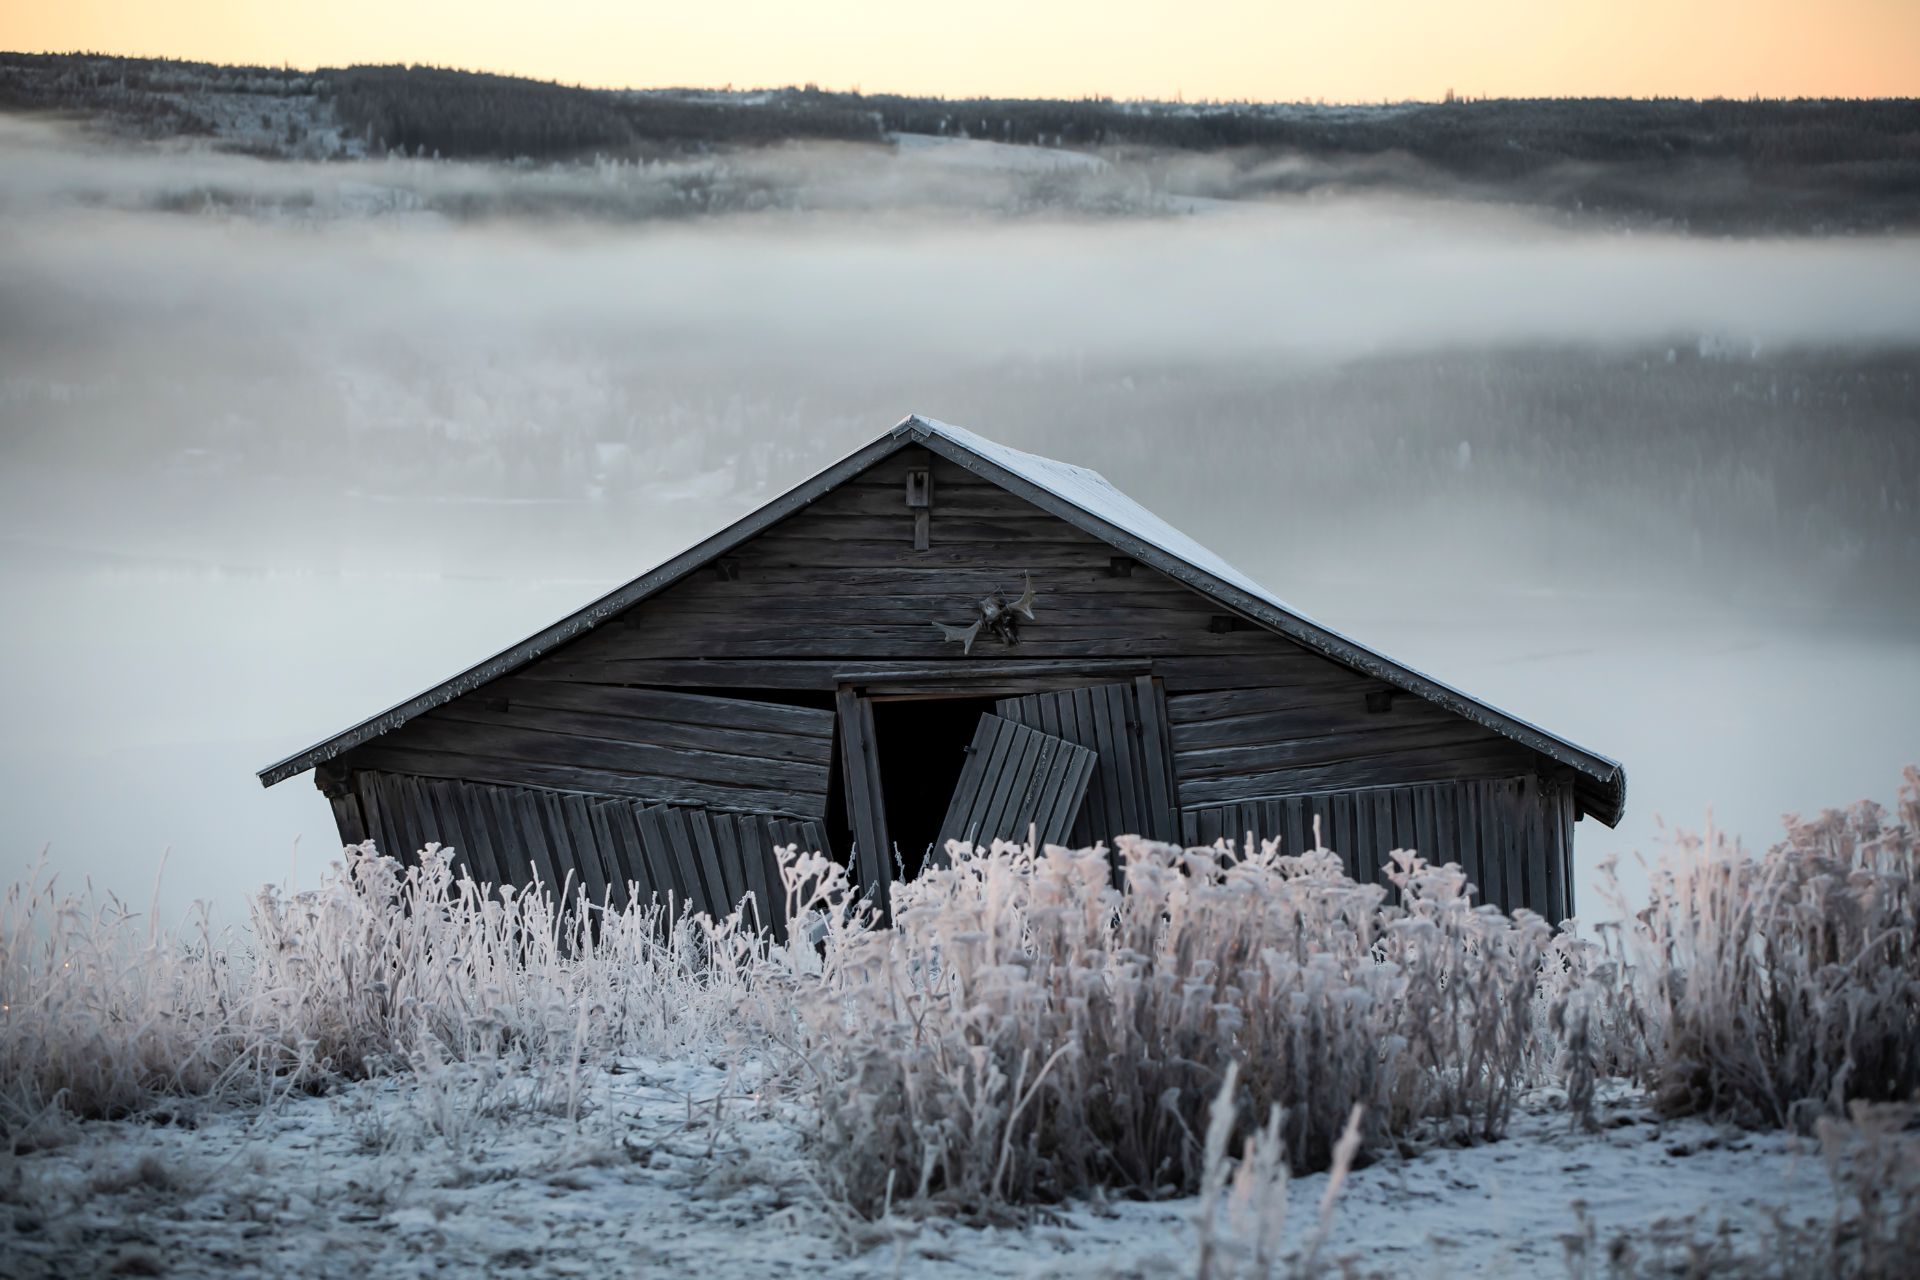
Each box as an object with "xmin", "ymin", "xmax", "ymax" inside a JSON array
[
  {"xmin": 341, "ymin": 450, "xmax": 1543, "ymax": 832},
  {"xmin": 554, "ymin": 450, "xmax": 1287, "ymax": 664},
  {"xmin": 334, "ymin": 445, "xmax": 1574, "ymax": 917}
]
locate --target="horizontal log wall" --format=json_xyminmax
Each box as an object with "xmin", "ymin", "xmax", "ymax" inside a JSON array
[
  {"xmin": 548, "ymin": 453, "xmax": 1282, "ymax": 666},
  {"xmin": 342, "ymin": 770, "xmax": 825, "ymax": 938},
  {"xmin": 1180, "ymin": 775, "xmax": 1577, "ymax": 921},
  {"xmin": 1163, "ymin": 658, "xmax": 1539, "ymax": 809},
  {"xmin": 340, "ymin": 680, "xmax": 836, "ymax": 819}
]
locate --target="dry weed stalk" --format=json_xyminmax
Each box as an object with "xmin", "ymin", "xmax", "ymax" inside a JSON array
[
  {"xmin": 1598, "ymin": 767, "xmax": 1920, "ymax": 1128},
  {"xmin": 0, "ymin": 843, "xmax": 773, "ymax": 1129},
  {"xmin": 782, "ymin": 832, "xmax": 1550, "ymax": 1216}
]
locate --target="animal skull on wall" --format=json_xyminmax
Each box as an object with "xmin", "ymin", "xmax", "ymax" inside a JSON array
[{"xmin": 932, "ymin": 573, "xmax": 1037, "ymax": 654}]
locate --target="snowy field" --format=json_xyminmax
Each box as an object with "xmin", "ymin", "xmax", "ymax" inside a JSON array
[
  {"xmin": 2, "ymin": 1070, "xmax": 1850, "ymax": 1279},
  {"xmin": 7, "ymin": 807, "xmax": 1918, "ymax": 1280}
]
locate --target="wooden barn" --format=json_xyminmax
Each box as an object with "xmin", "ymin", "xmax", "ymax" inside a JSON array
[{"xmin": 260, "ymin": 416, "xmax": 1624, "ymax": 928}]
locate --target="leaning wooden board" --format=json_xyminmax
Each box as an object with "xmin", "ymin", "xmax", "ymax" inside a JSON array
[
  {"xmin": 996, "ymin": 677, "xmax": 1180, "ymax": 848},
  {"xmin": 934, "ymin": 714, "xmax": 1097, "ymax": 857}
]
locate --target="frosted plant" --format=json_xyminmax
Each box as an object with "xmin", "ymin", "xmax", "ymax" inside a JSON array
[
  {"xmin": 776, "ymin": 830, "xmax": 1553, "ymax": 1217},
  {"xmin": 1596, "ymin": 767, "xmax": 1920, "ymax": 1129},
  {"xmin": 0, "ymin": 841, "xmax": 780, "ymax": 1128}
]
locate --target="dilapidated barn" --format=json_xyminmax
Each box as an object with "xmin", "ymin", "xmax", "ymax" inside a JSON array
[{"xmin": 260, "ymin": 416, "xmax": 1624, "ymax": 927}]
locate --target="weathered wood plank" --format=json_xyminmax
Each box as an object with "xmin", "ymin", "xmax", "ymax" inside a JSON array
[
  {"xmin": 326, "ymin": 788, "xmax": 369, "ymax": 848},
  {"xmin": 539, "ymin": 790, "xmax": 589, "ymax": 903},
  {"xmin": 835, "ymin": 688, "xmax": 893, "ymax": 906},
  {"xmin": 422, "ymin": 778, "xmax": 479, "ymax": 882},
  {"xmin": 977, "ymin": 724, "xmax": 1040, "ymax": 846},
  {"xmin": 454, "ymin": 690, "xmax": 833, "ymax": 765},
  {"xmin": 477, "ymin": 783, "xmax": 532, "ymax": 886},
  {"xmin": 387, "ymin": 774, "xmax": 431, "ymax": 862},
  {"xmin": 932, "ymin": 711, "xmax": 997, "ymax": 862},
  {"xmin": 509, "ymin": 787, "xmax": 565, "ymax": 893},
  {"xmin": 937, "ymin": 715, "xmax": 1094, "ymax": 851},
  {"xmin": 737, "ymin": 537, "xmax": 1121, "ymax": 570},
  {"xmin": 649, "ymin": 563, "xmax": 1199, "ymax": 597},
  {"xmin": 1164, "ymin": 680, "xmax": 1392, "ymax": 725},
  {"xmin": 725, "ymin": 813, "xmax": 775, "ymax": 935},
  {"xmin": 440, "ymin": 779, "xmax": 494, "ymax": 883},
  {"xmin": 1523, "ymin": 777, "xmax": 1550, "ymax": 919},
  {"xmin": 1502, "ymin": 779, "xmax": 1530, "ymax": 918},
  {"xmin": 1174, "ymin": 720, "xmax": 1517, "ymax": 781},
  {"xmin": 1167, "ymin": 695, "xmax": 1459, "ymax": 751},
  {"xmin": 352, "ymin": 774, "xmax": 391, "ymax": 858},
  {"xmin": 1134, "ymin": 676, "xmax": 1179, "ymax": 844},
  {"xmin": 1105, "ymin": 682, "xmax": 1147, "ymax": 839},
  {"xmin": 599, "ymin": 800, "xmax": 658, "ymax": 906},
  {"xmin": 1176, "ymin": 772, "xmax": 1569, "ymax": 918},
  {"xmin": 1196, "ymin": 806, "xmax": 1222, "ymax": 847},
  {"xmin": 1352, "ymin": 789, "xmax": 1376, "ymax": 881},
  {"xmin": 388, "ymin": 717, "xmax": 829, "ymax": 798},
  {"xmin": 686, "ymin": 808, "xmax": 740, "ymax": 916},
  {"xmin": 522, "ymin": 657, "xmax": 1147, "ymax": 691},
  {"xmin": 468, "ymin": 781, "xmax": 515, "ymax": 889},
  {"xmin": 659, "ymin": 806, "xmax": 723, "ymax": 918},
  {"xmin": 487, "ymin": 677, "xmax": 833, "ymax": 739},
  {"xmin": 344, "ymin": 743, "xmax": 825, "ymax": 818},
  {"xmin": 1154, "ymin": 653, "xmax": 1370, "ymax": 694},
  {"xmin": 586, "ymin": 800, "xmax": 631, "ymax": 909},
  {"xmin": 559, "ymin": 792, "xmax": 610, "ymax": 908},
  {"xmin": 625, "ymin": 593, "xmax": 1236, "ymax": 628},
  {"xmin": 592, "ymin": 630, "xmax": 1276, "ymax": 661},
  {"xmin": 1175, "ymin": 743, "xmax": 1546, "ymax": 808},
  {"xmin": 635, "ymin": 803, "xmax": 701, "ymax": 915}
]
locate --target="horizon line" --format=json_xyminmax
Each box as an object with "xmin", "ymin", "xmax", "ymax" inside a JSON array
[{"xmin": 9, "ymin": 48, "xmax": 1919, "ymax": 109}]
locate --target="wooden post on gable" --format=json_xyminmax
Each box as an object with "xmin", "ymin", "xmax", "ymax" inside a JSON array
[{"xmin": 905, "ymin": 455, "xmax": 932, "ymax": 550}]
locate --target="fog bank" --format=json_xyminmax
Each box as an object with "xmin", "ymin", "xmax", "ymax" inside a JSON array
[{"xmin": 3, "ymin": 118, "xmax": 1916, "ymax": 919}]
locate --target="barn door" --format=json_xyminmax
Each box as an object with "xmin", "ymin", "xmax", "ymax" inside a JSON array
[
  {"xmin": 996, "ymin": 676, "xmax": 1179, "ymax": 847},
  {"xmin": 934, "ymin": 713, "xmax": 1096, "ymax": 856}
]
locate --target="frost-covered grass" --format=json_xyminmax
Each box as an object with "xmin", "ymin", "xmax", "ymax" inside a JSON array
[
  {"xmin": 785, "ymin": 837, "xmax": 1550, "ymax": 1216},
  {"xmin": 0, "ymin": 844, "xmax": 771, "ymax": 1127},
  {"xmin": 3, "ymin": 771, "xmax": 1918, "ymax": 1276},
  {"xmin": 1582, "ymin": 766, "xmax": 1920, "ymax": 1131}
]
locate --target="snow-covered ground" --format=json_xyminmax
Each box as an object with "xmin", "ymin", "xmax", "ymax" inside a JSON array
[{"xmin": 4, "ymin": 1063, "xmax": 1850, "ymax": 1279}]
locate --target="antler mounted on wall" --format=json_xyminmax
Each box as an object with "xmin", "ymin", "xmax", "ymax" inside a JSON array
[{"xmin": 932, "ymin": 573, "xmax": 1037, "ymax": 654}]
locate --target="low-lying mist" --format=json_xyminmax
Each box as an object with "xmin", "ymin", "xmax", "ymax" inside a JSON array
[{"xmin": 3, "ymin": 116, "xmax": 1916, "ymax": 919}]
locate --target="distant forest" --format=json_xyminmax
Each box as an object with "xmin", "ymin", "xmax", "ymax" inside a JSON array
[{"xmin": 4, "ymin": 52, "xmax": 1919, "ymax": 231}]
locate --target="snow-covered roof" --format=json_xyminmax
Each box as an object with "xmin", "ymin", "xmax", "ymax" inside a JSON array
[
  {"xmin": 903, "ymin": 417, "xmax": 1281, "ymax": 604},
  {"xmin": 261, "ymin": 414, "xmax": 1624, "ymax": 825}
]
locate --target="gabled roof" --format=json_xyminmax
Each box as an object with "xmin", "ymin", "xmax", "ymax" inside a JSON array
[{"xmin": 260, "ymin": 415, "xmax": 1625, "ymax": 825}]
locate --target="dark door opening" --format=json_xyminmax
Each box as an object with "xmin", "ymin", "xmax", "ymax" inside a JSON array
[{"xmin": 869, "ymin": 694, "xmax": 1000, "ymax": 882}]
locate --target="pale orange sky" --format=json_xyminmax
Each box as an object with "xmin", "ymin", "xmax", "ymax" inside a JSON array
[{"xmin": 4, "ymin": 0, "xmax": 1917, "ymax": 101}]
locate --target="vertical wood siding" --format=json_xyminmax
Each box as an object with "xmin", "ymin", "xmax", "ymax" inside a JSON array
[
  {"xmin": 348, "ymin": 771, "xmax": 826, "ymax": 939},
  {"xmin": 935, "ymin": 714, "xmax": 1097, "ymax": 853},
  {"xmin": 1179, "ymin": 775, "xmax": 1578, "ymax": 921},
  {"xmin": 995, "ymin": 677, "xmax": 1179, "ymax": 848}
]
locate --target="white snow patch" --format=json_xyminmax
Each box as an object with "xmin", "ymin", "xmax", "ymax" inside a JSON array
[{"xmin": 4, "ymin": 1071, "xmax": 1844, "ymax": 1279}]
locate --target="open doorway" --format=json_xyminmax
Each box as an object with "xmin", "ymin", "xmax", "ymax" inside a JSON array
[{"xmin": 869, "ymin": 694, "xmax": 1000, "ymax": 882}]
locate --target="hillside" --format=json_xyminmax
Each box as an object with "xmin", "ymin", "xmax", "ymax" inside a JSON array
[{"xmin": 4, "ymin": 52, "xmax": 1919, "ymax": 232}]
